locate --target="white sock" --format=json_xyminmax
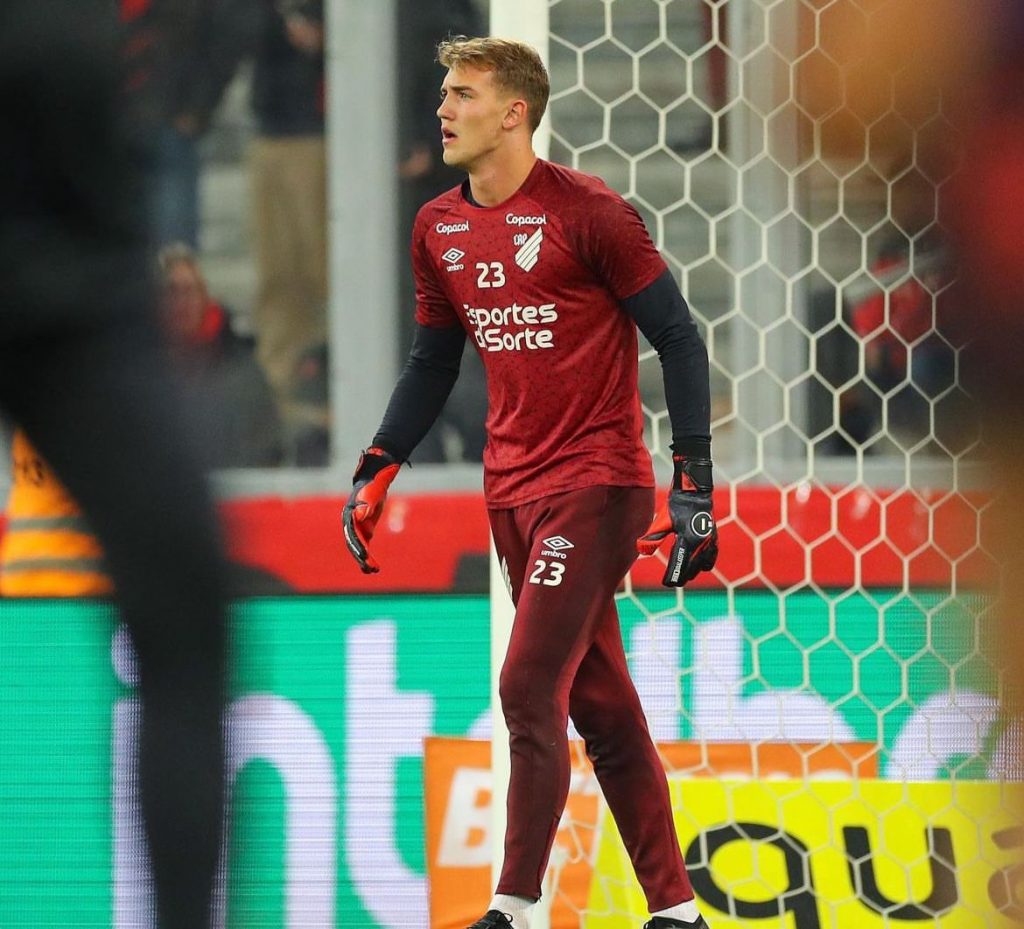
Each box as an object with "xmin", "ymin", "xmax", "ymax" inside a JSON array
[
  {"xmin": 652, "ymin": 898, "xmax": 702, "ymax": 924},
  {"xmin": 488, "ymin": 894, "xmax": 533, "ymax": 927}
]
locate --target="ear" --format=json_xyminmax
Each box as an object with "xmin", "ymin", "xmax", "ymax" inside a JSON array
[{"xmin": 502, "ymin": 98, "xmax": 529, "ymax": 130}]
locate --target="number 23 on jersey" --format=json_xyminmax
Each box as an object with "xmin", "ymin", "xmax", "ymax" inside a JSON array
[{"xmin": 476, "ymin": 261, "xmax": 505, "ymax": 289}]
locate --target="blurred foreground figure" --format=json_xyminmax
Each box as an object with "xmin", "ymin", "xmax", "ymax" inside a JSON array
[
  {"xmin": 0, "ymin": 3, "xmax": 227, "ymax": 928},
  {"xmin": 949, "ymin": 0, "xmax": 1024, "ymax": 785},
  {"xmin": 949, "ymin": 2, "xmax": 1024, "ymax": 910},
  {"xmin": 819, "ymin": 0, "xmax": 1024, "ymax": 902}
]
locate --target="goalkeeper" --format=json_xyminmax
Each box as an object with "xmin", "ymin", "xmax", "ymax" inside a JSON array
[{"xmin": 343, "ymin": 36, "xmax": 717, "ymax": 929}]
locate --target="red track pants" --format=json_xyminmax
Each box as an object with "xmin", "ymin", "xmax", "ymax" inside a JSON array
[{"xmin": 489, "ymin": 484, "xmax": 694, "ymax": 909}]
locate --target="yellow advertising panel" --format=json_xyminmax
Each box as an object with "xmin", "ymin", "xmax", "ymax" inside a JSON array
[
  {"xmin": 586, "ymin": 780, "xmax": 1023, "ymax": 929},
  {"xmin": 425, "ymin": 739, "xmax": 878, "ymax": 929}
]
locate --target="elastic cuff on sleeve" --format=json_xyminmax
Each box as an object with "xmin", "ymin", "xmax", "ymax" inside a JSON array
[{"xmin": 671, "ymin": 437, "xmax": 711, "ymax": 459}]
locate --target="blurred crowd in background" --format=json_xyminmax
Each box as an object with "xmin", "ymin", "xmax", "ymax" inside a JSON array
[
  {"xmin": 113, "ymin": 0, "xmax": 489, "ymax": 469},
  {"xmin": 124, "ymin": 0, "xmax": 330, "ymax": 466},
  {"xmin": 116, "ymin": 0, "xmax": 969, "ymax": 473},
  {"xmin": 0, "ymin": 0, "xmax": 986, "ymax": 476}
]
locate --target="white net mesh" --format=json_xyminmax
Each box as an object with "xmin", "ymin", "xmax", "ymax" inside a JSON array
[{"xmin": 527, "ymin": 1, "xmax": 1012, "ymax": 926}]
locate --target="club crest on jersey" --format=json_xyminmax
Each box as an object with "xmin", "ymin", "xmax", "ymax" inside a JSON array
[
  {"xmin": 441, "ymin": 247, "xmax": 465, "ymax": 272},
  {"xmin": 514, "ymin": 227, "xmax": 543, "ymax": 272}
]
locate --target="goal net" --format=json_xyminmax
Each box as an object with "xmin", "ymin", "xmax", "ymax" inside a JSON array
[{"xmin": 489, "ymin": 2, "xmax": 1013, "ymax": 927}]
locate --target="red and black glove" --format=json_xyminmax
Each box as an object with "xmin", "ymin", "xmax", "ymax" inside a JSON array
[
  {"xmin": 342, "ymin": 447, "xmax": 401, "ymax": 574},
  {"xmin": 637, "ymin": 453, "xmax": 718, "ymax": 587}
]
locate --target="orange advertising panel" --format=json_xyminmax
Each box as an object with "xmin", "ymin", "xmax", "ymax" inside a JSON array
[{"xmin": 424, "ymin": 739, "xmax": 878, "ymax": 929}]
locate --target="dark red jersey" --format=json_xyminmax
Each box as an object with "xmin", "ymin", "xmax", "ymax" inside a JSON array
[{"xmin": 412, "ymin": 159, "xmax": 666, "ymax": 507}]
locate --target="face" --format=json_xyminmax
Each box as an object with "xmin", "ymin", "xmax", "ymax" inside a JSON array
[
  {"xmin": 161, "ymin": 259, "xmax": 207, "ymax": 341},
  {"xmin": 436, "ymin": 65, "xmax": 518, "ymax": 170}
]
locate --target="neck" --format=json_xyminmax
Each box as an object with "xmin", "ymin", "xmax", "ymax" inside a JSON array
[{"xmin": 467, "ymin": 145, "xmax": 538, "ymax": 207}]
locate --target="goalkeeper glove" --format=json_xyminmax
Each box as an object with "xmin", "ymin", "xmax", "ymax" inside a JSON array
[
  {"xmin": 342, "ymin": 447, "xmax": 401, "ymax": 574},
  {"xmin": 637, "ymin": 453, "xmax": 718, "ymax": 587}
]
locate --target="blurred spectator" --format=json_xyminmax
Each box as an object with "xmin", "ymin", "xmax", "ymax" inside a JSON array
[
  {"xmin": 249, "ymin": 0, "xmax": 329, "ymax": 462},
  {"xmin": 120, "ymin": 0, "xmax": 251, "ymax": 248},
  {"xmin": 158, "ymin": 243, "xmax": 283, "ymax": 467},
  {"xmin": 836, "ymin": 233, "xmax": 955, "ymax": 452},
  {"xmin": 852, "ymin": 235, "xmax": 951, "ymax": 397},
  {"xmin": 397, "ymin": 0, "xmax": 488, "ymax": 463}
]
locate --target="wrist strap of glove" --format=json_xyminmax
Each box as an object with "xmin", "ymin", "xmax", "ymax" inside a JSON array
[
  {"xmin": 672, "ymin": 453, "xmax": 713, "ymax": 494},
  {"xmin": 353, "ymin": 446, "xmax": 401, "ymax": 484}
]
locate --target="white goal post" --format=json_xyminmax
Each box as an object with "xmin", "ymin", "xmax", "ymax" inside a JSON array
[{"xmin": 488, "ymin": 0, "xmax": 551, "ymax": 914}]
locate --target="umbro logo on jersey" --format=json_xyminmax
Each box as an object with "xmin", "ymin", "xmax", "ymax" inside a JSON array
[
  {"xmin": 442, "ymin": 247, "xmax": 465, "ymax": 263},
  {"xmin": 542, "ymin": 535, "xmax": 573, "ymax": 550},
  {"xmin": 442, "ymin": 247, "xmax": 466, "ymax": 271},
  {"xmin": 515, "ymin": 227, "xmax": 543, "ymax": 272},
  {"xmin": 540, "ymin": 534, "xmax": 574, "ymax": 560}
]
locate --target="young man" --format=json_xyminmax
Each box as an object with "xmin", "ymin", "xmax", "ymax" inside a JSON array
[{"xmin": 343, "ymin": 37, "xmax": 717, "ymax": 929}]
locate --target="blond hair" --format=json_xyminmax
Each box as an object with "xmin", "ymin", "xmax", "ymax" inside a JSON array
[{"xmin": 437, "ymin": 36, "xmax": 550, "ymax": 131}]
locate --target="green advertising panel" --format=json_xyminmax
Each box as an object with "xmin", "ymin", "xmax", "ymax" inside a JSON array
[{"xmin": 0, "ymin": 592, "xmax": 1000, "ymax": 928}]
